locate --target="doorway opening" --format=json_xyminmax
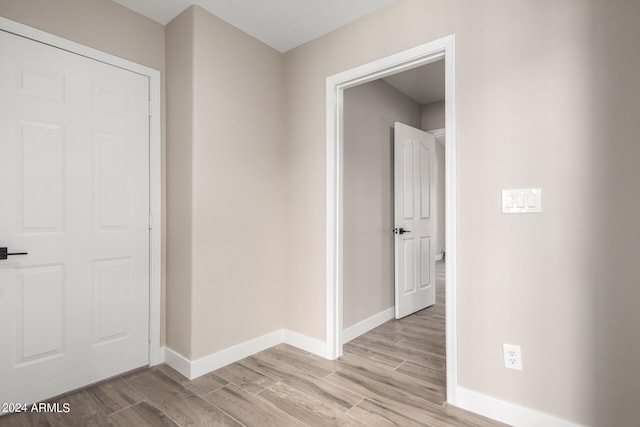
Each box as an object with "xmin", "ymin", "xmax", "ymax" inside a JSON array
[{"xmin": 325, "ymin": 35, "xmax": 458, "ymax": 403}]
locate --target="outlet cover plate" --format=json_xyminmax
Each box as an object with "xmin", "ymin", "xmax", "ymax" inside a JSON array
[
  {"xmin": 503, "ymin": 344, "xmax": 522, "ymax": 370},
  {"xmin": 502, "ymin": 188, "xmax": 542, "ymax": 213}
]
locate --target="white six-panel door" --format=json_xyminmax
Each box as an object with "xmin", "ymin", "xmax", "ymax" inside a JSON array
[
  {"xmin": 394, "ymin": 122, "xmax": 436, "ymax": 319},
  {"xmin": 0, "ymin": 30, "xmax": 150, "ymax": 405}
]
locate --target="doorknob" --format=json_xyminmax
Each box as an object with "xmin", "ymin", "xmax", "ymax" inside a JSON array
[
  {"xmin": 0, "ymin": 247, "xmax": 28, "ymax": 260},
  {"xmin": 393, "ymin": 228, "xmax": 411, "ymax": 235}
]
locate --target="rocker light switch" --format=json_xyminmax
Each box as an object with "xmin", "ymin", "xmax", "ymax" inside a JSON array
[
  {"xmin": 506, "ymin": 194, "xmax": 515, "ymax": 208},
  {"xmin": 502, "ymin": 188, "xmax": 542, "ymax": 213}
]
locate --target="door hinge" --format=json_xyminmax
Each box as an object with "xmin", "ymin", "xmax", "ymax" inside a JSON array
[{"xmin": 148, "ymin": 212, "xmax": 153, "ymax": 229}]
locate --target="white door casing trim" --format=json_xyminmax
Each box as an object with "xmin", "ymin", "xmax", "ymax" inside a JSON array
[
  {"xmin": 0, "ymin": 17, "xmax": 163, "ymax": 366},
  {"xmin": 326, "ymin": 34, "xmax": 457, "ymax": 403}
]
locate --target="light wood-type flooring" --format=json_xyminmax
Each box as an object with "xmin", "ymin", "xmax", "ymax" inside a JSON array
[{"xmin": 0, "ymin": 262, "xmax": 505, "ymax": 426}]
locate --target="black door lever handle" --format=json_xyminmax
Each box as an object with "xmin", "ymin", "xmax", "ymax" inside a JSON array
[
  {"xmin": 393, "ymin": 228, "xmax": 411, "ymax": 235},
  {"xmin": 0, "ymin": 247, "xmax": 28, "ymax": 260}
]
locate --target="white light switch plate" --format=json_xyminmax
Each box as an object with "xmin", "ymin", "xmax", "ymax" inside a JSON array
[{"xmin": 502, "ymin": 188, "xmax": 541, "ymax": 213}]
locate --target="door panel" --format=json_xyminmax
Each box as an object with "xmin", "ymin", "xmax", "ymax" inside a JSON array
[
  {"xmin": 20, "ymin": 265, "xmax": 65, "ymax": 363},
  {"xmin": 93, "ymin": 258, "xmax": 130, "ymax": 344},
  {"xmin": 403, "ymin": 238, "xmax": 415, "ymax": 294},
  {"xmin": 21, "ymin": 121, "xmax": 65, "ymax": 230},
  {"xmin": 394, "ymin": 122, "xmax": 436, "ymax": 319},
  {"xmin": 95, "ymin": 133, "xmax": 129, "ymax": 229},
  {"xmin": 420, "ymin": 145, "xmax": 431, "ymax": 218},
  {"xmin": 420, "ymin": 237, "xmax": 431, "ymax": 290},
  {"xmin": 0, "ymin": 30, "xmax": 149, "ymax": 405}
]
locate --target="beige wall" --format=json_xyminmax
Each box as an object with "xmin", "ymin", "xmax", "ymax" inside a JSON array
[
  {"xmin": 283, "ymin": 0, "xmax": 640, "ymax": 425},
  {"xmin": 0, "ymin": 0, "xmax": 168, "ymax": 343},
  {"xmin": 343, "ymin": 80, "xmax": 421, "ymax": 329},
  {"xmin": 165, "ymin": 7, "xmax": 194, "ymax": 358},
  {"xmin": 421, "ymin": 100, "xmax": 445, "ymax": 131},
  {"xmin": 166, "ymin": 6, "xmax": 287, "ymax": 359}
]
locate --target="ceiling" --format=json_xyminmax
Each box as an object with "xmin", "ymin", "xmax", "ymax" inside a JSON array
[
  {"xmin": 111, "ymin": 0, "xmax": 397, "ymax": 52},
  {"xmin": 111, "ymin": 0, "xmax": 442, "ymax": 101},
  {"xmin": 383, "ymin": 59, "xmax": 445, "ymax": 105}
]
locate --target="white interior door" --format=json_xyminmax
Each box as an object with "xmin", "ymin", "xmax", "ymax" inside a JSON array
[
  {"xmin": 394, "ymin": 122, "xmax": 436, "ymax": 319},
  {"xmin": 0, "ymin": 30, "xmax": 150, "ymax": 405}
]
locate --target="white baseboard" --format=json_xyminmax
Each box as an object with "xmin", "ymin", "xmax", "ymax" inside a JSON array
[
  {"xmin": 164, "ymin": 347, "xmax": 192, "ymax": 378},
  {"xmin": 163, "ymin": 329, "xmax": 328, "ymax": 380},
  {"xmin": 453, "ymin": 386, "xmax": 584, "ymax": 427},
  {"xmin": 165, "ymin": 330, "xmax": 284, "ymax": 380},
  {"xmin": 342, "ymin": 307, "xmax": 394, "ymax": 344}
]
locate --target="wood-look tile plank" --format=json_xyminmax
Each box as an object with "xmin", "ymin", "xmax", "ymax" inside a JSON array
[
  {"xmin": 42, "ymin": 391, "xmax": 111, "ymax": 427},
  {"xmin": 343, "ymin": 342, "xmax": 405, "ymax": 370},
  {"xmin": 397, "ymin": 340, "xmax": 445, "ymax": 359},
  {"xmin": 109, "ymin": 401, "xmax": 179, "ymax": 427},
  {"xmin": 326, "ymin": 369, "xmax": 476, "ymax": 427},
  {"xmin": 85, "ymin": 377, "xmax": 144, "ymax": 415},
  {"xmin": 412, "ymin": 317, "xmax": 443, "ymax": 326},
  {"xmin": 416, "ymin": 307, "xmax": 445, "ymax": 317},
  {"xmin": 415, "ymin": 317, "xmax": 445, "ymax": 327},
  {"xmin": 396, "ymin": 345, "xmax": 445, "ymax": 365},
  {"xmin": 377, "ymin": 322, "xmax": 446, "ymax": 347},
  {"xmin": 214, "ymin": 361, "xmax": 276, "ymax": 394},
  {"xmin": 336, "ymin": 367, "xmax": 500, "ymax": 427},
  {"xmin": 395, "ymin": 361, "xmax": 446, "ymax": 387},
  {"xmin": 379, "ymin": 321, "xmax": 446, "ymax": 345},
  {"xmin": 127, "ymin": 370, "xmax": 240, "ymax": 426},
  {"xmin": 278, "ymin": 343, "xmax": 342, "ymax": 367},
  {"xmin": 397, "ymin": 336, "xmax": 445, "ymax": 355},
  {"xmin": 152, "ymin": 364, "xmax": 193, "ymax": 388},
  {"xmin": 261, "ymin": 345, "xmax": 337, "ymax": 378},
  {"xmin": 336, "ymin": 354, "xmax": 445, "ymax": 405},
  {"xmin": 349, "ymin": 329, "xmax": 398, "ymax": 349},
  {"xmin": 259, "ymin": 382, "xmax": 368, "ymax": 427},
  {"xmin": 350, "ymin": 334, "xmax": 446, "ymax": 370},
  {"xmin": 394, "ymin": 338, "xmax": 447, "ymax": 365},
  {"xmin": 188, "ymin": 372, "xmax": 230, "ymax": 397},
  {"xmin": 154, "ymin": 364, "xmax": 228, "ymax": 397},
  {"xmin": 362, "ymin": 327, "xmax": 404, "ymax": 344},
  {"xmin": 242, "ymin": 354, "xmax": 362, "ymax": 411},
  {"xmin": 275, "ymin": 343, "xmax": 323, "ymax": 359},
  {"xmin": 203, "ymin": 384, "xmax": 304, "ymax": 427},
  {"xmin": 346, "ymin": 398, "xmax": 429, "ymax": 427},
  {"xmin": 119, "ymin": 366, "xmax": 153, "ymax": 382},
  {"xmin": 0, "ymin": 411, "xmax": 46, "ymax": 427},
  {"xmin": 396, "ymin": 315, "xmax": 445, "ymax": 331},
  {"xmin": 338, "ymin": 352, "xmax": 397, "ymax": 375}
]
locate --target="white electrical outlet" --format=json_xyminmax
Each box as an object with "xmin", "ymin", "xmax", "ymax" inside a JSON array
[{"xmin": 503, "ymin": 344, "xmax": 522, "ymax": 370}]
